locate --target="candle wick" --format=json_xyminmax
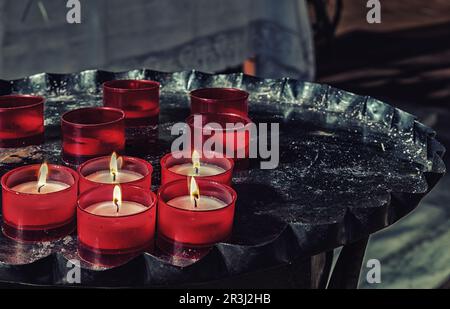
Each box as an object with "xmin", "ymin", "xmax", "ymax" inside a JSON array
[
  {"xmin": 112, "ymin": 172, "xmax": 117, "ymax": 182},
  {"xmin": 192, "ymin": 193, "xmax": 199, "ymax": 208},
  {"xmin": 114, "ymin": 198, "xmax": 119, "ymax": 213},
  {"xmin": 194, "ymin": 167, "xmax": 199, "ymax": 175},
  {"xmin": 38, "ymin": 184, "xmax": 45, "ymax": 193}
]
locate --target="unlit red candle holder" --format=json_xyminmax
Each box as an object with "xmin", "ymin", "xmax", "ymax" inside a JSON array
[
  {"xmin": 186, "ymin": 113, "xmax": 252, "ymax": 160},
  {"xmin": 157, "ymin": 179, "xmax": 237, "ymax": 261},
  {"xmin": 77, "ymin": 185, "xmax": 157, "ymax": 267},
  {"xmin": 0, "ymin": 95, "xmax": 45, "ymax": 148},
  {"xmin": 1, "ymin": 164, "xmax": 79, "ymax": 242},
  {"xmin": 103, "ymin": 79, "xmax": 160, "ymax": 128},
  {"xmin": 160, "ymin": 151, "xmax": 234, "ymax": 186},
  {"xmin": 190, "ymin": 88, "xmax": 249, "ymax": 117},
  {"xmin": 78, "ymin": 155, "xmax": 153, "ymax": 194},
  {"xmin": 61, "ymin": 107, "xmax": 125, "ymax": 165}
]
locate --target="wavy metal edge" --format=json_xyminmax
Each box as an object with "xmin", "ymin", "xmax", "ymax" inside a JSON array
[{"xmin": 0, "ymin": 69, "xmax": 446, "ymax": 287}]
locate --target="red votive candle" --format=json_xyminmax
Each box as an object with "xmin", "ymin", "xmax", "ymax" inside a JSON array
[
  {"xmin": 61, "ymin": 107, "xmax": 125, "ymax": 165},
  {"xmin": 77, "ymin": 185, "xmax": 157, "ymax": 267},
  {"xmin": 160, "ymin": 151, "xmax": 234, "ymax": 186},
  {"xmin": 78, "ymin": 153, "xmax": 153, "ymax": 194},
  {"xmin": 1, "ymin": 163, "xmax": 79, "ymax": 242},
  {"xmin": 103, "ymin": 80, "xmax": 160, "ymax": 127},
  {"xmin": 0, "ymin": 95, "xmax": 44, "ymax": 148},
  {"xmin": 190, "ymin": 88, "xmax": 249, "ymax": 117},
  {"xmin": 157, "ymin": 178, "xmax": 237, "ymax": 261},
  {"xmin": 186, "ymin": 113, "xmax": 252, "ymax": 160}
]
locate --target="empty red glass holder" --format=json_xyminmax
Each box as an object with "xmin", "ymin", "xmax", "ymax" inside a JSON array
[
  {"xmin": 77, "ymin": 185, "xmax": 157, "ymax": 267},
  {"xmin": 103, "ymin": 80, "xmax": 160, "ymax": 127},
  {"xmin": 61, "ymin": 107, "xmax": 125, "ymax": 165},
  {"xmin": 190, "ymin": 88, "xmax": 249, "ymax": 117},
  {"xmin": 0, "ymin": 95, "xmax": 44, "ymax": 148},
  {"xmin": 1, "ymin": 164, "xmax": 79, "ymax": 242},
  {"xmin": 160, "ymin": 151, "xmax": 234, "ymax": 186},
  {"xmin": 78, "ymin": 155, "xmax": 153, "ymax": 194},
  {"xmin": 157, "ymin": 179, "xmax": 237, "ymax": 260},
  {"xmin": 186, "ymin": 113, "xmax": 252, "ymax": 160}
]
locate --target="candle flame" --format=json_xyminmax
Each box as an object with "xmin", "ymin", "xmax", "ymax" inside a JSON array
[
  {"xmin": 190, "ymin": 177, "xmax": 200, "ymax": 208},
  {"xmin": 110, "ymin": 152, "xmax": 123, "ymax": 182},
  {"xmin": 113, "ymin": 185, "xmax": 122, "ymax": 212},
  {"xmin": 37, "ymin": 162, "xmax": 48, "ymax": 193},
  {"xmin": 192, "ymin": 150, "xmax": 200, "ymax": 175}
]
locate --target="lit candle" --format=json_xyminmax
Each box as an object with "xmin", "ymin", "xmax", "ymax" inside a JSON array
[
  {"xmin": 78, "ymin": 154, "xmax": 153, "ymax": 195},
  {"xmin": 77, "ymin": 184, "xmax": 157, "ymax": 266},
  {"xmin": 11, "ymin": 163, "xmax": 69, "ymax": 194},
  {"xmin": 84, "ymin": 152, "xmax": 143, "ymax": 184},
  {"xmin": 168, "ymin": 151, "xmax": 226, "ymax": 177},
  {"xmin": 156, "ymin": 178, "xmax": 237, "ymax": 260},
  {"xmin": 161, "ymin": 151, "xmax": 233, "ymax": 186},
  {"xmin": 84, "ymin": 185, "xmax": 147, "ymax": 217},
  {"xmin": 167, "ymin": 177, "xmax": 227, "ymax": 211},
  {"xmin": 1, "ymin": 163, "xmax": 79, "ymax": 242}
]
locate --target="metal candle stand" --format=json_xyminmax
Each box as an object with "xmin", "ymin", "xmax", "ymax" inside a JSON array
[{"xmin": 0, "ymin": 69, "xmax": 445, "ymax": 288}]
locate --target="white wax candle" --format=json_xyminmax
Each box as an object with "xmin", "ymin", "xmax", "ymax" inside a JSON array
[
  {"xmin": 11, "ymin": 181, "xmax": 69, "ymax": 194},
  {"xmin": 84, "ymin": 201, "xmax": 147, "ymax": 217},
  {"xmin": 85, "ymin": 170, "xmax": 143, "ymax": 184},
  {"xmin": 168, "ymin": 163, "xmax": 225, "ymax": 177},
  {"xmin": 167, "ymin": 196, "xmax": 227, "ymax": 211}
]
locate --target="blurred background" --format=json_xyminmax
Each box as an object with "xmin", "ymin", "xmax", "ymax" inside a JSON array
[{"xmin": 0, "ymin": 0, "xmax": 449, "ymax": 288}]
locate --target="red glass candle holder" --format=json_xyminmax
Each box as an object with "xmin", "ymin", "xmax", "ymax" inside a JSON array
[
  {"xmin": 77, "ymin": 185, "xmax": 157, "ymax": 267},
  {"xmin": 186, "ymin": 113, "xmax": 252, "ymax": 160},
  {"xmin": 1, "ymin": 164, "xmax": 79, "ymax": 242},
  {"xmin": 190, "ymin": 88, "xmax": 249, "ymax": 117},
  {"xmin": 61, "ymin": 107, "xmax": 125, "ymax": 165},
  {"xmin": 157, "ymin": 179, "xmax": 237, "ymax": 261},
  {"xmin": 160, "ymin": 151, "xmax": 234, "ymax": 186},
  {"xmin": 78, "ymin": 155, "xmax": 153, "ymax": 194},
  {"xmin": 0, "ymin": 95, "xmax": 44, "ymax": 148},
  {"xmin": 103, "ymin": 80, "xmax": 160, "ymax": 128}
]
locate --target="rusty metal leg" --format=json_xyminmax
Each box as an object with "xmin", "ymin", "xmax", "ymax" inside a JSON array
[{"xmin": 327, "ymin": 236, "xmax": 369, "ymax": 289}]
